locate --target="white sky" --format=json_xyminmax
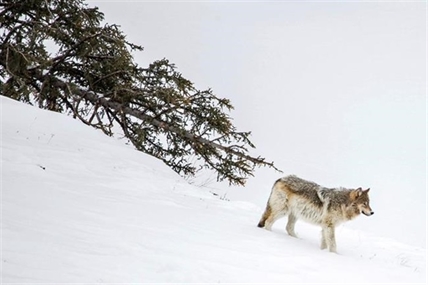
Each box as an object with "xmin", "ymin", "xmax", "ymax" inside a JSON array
[{"xmin": 89, "ymin": 0, "xmax": 426, "ymax": 247}]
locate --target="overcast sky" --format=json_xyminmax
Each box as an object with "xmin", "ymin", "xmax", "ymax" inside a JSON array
[{"xmin": 89, "ymin": 1, "xmax": 426, "ymax": 247}]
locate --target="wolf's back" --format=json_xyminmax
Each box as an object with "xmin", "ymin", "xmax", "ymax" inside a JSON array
[{"xmin": 278, "ymin": 175, "xmax": 320, "ymax": 193}]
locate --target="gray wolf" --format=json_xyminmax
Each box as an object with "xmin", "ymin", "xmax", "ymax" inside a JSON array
[{"xmin": 257, "ymin": 175, "xmax": 374, "ymax": 253}]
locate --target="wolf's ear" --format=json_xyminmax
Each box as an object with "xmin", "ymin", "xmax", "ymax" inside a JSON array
[
  {"xmin": 363, "ymin": 188, "xmax": 370, "ymax": 193},
  {"xmin": 350, "ymin": 189, "xmax": 362, "ymax": 200},
  {"xmin": 356, "ymin": 187, "xmax": 363, "ymax": 197}
]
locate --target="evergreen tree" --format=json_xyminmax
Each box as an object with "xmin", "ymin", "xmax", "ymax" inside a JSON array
[{"xmin": 0, "ymin": 0, "xmax": 280, "ymax": 185}]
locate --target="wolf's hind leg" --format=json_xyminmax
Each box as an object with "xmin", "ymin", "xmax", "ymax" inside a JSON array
[
  {"xmin": 286, "ymin": 213, "xmax": 298, "ymax": 237},
  {"xmin": 258, "ymin": 184, "xmax": 289, "ymax": 230},
  {"xmin": 258, "ymin": 204, "xmax": 286, "ymax": 231},
  {"xmin": 263, "ymin": 211, "xmax": 286, "ymax": 230}
]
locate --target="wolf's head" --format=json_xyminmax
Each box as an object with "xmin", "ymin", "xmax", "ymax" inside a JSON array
[{"xmin": 350, "ymin": 188, "xmax": 374, "ymax": 216}]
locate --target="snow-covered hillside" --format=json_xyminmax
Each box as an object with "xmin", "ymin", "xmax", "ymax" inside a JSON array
[{"xmin": 1, "ymin": 96, "xmax": 426, "ymax": 283}]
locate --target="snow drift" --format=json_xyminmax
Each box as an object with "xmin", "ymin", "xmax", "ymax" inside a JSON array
[{"xmin": 1, "ymin": 96, "xmax": 425, "ymax": 283}]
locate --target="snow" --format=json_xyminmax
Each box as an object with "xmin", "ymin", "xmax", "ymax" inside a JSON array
[
  {"xmin": 1, "ymin": 95, "xmax": 426, "ymax": 283},
  {"xmin": 90, "ymin": 1, "xmax": 426, "ymax": 249}
]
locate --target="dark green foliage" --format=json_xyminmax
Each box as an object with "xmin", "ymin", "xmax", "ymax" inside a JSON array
[{"xmin": 0, "ymin": 0, "xmax": 280, "ymax": 185}]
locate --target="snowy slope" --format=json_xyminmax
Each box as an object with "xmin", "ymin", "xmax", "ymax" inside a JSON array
[{"xmin": 1, "ymin": 95, "xmax": 426, "ymax": 283}]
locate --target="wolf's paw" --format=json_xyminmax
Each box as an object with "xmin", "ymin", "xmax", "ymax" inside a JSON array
[{"xmin": 328, "ymin": 248, "xmax": 338, "ymax": 254}]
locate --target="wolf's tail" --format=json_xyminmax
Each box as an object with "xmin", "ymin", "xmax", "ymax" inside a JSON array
[{"xmin": 257, "ymin": 204, "xmax": 271, "ymax": 228}]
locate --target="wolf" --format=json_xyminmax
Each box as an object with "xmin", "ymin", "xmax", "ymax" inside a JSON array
[{"xmin": 257, "ymin": 175, "xmax": 374, "ymax": 253}]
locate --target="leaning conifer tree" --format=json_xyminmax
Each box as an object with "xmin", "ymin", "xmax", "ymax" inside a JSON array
[{"xmin": 0, "ymin": 0, "xmax": 280, "ymax": 185}]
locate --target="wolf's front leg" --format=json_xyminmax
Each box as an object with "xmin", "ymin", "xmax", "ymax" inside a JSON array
[
  {"xmin": 320, "ymin": 229, "xmax": 327, "ymax": 250},
  {"xmin": 322, "ymin": 225, "xmax": 337, "ymax": 253}
]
